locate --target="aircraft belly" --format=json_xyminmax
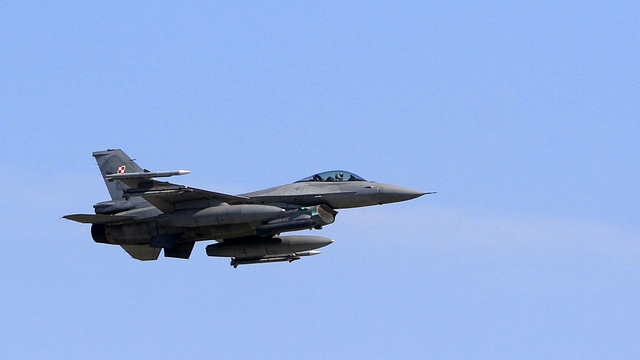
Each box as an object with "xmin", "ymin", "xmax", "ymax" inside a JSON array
[{"xmin": 182, "ymin": 223, "xmax": 258, "ymax": 241}]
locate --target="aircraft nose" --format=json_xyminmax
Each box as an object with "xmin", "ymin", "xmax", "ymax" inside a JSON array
[{"xmin": 377, "ymin": 184, "xmax": 426, "ymax": 205}]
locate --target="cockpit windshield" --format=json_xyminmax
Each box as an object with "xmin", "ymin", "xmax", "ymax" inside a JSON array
[{"xmin": 296, "ymin": 170, "xmax": 367, "ymax": 183}]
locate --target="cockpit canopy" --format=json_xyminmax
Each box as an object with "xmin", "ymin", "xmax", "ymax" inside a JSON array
[{"xmin": 296, "ymin": 170, "xmax": 367, "ymax": 183}]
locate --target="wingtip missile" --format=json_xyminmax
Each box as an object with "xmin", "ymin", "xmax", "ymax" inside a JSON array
[{"xmin": 105, "ymin": 170, "xmax": 191, "ymax": 181}]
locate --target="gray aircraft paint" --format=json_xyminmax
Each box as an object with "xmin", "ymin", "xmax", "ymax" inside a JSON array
[{"xmin": 65, "ymin": 149, "xmax": 431, "ymax": 267}]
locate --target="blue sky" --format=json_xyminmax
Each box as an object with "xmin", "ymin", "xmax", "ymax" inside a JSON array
[{"xmin": 1, "ymin": 2, "xmax": 639, "ymax": 359}]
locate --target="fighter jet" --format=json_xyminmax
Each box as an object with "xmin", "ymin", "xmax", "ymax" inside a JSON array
[{"xmin": 64, "ymin": 149, "xmax": 431, "ymax": 267}]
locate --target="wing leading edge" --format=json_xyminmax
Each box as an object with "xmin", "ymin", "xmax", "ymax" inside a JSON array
[{"xmin": 124, "ymin": 180, "xmax": 251, "ymax": 213}]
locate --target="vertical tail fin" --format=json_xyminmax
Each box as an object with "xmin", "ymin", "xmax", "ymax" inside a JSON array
[{"xmin": 92, "ymin": 149, "xmax": 144, "ymax": 200}]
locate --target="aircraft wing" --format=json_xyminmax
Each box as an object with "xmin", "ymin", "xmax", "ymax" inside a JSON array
[
  {"xmin": 120, "ymin": 179, "xmax": 250, "ymax": 213},
  {"xmin": 104, "ymin": 170, "xmax": 249, "ymax": 212}
]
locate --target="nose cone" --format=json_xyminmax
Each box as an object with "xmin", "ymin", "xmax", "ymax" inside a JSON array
[{"xmin": 378, "ymin": 184, "xmax": 426, "ymax": 205}]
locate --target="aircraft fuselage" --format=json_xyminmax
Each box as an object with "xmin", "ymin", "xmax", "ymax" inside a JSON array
[{"xmin": 65, "ymin": 150, "xmax": 430, "ymax": 265}]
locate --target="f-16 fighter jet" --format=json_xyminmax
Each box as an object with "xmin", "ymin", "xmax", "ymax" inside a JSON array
[{"xmin": 65, "ymin": 149, "xmax": 431, "ymax": 267}]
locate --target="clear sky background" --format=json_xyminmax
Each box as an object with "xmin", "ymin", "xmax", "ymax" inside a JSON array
[{"xmin": 1, "ymin": 2, "xmax": 639, "ymax": 359}]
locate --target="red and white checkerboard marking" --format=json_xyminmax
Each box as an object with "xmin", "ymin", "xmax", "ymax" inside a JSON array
[{"xmin": 117, "ymin": 165, "xmax": 126, "ymax": 174}]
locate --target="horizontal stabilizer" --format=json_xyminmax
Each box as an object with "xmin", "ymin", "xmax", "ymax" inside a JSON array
[{"xmin": 63, "ymin": 214, "xmax": 137, "ymax": 224}]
